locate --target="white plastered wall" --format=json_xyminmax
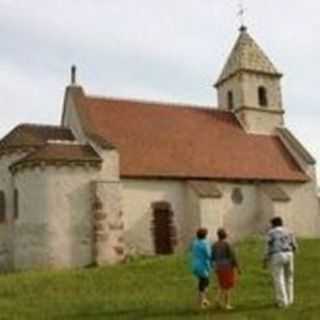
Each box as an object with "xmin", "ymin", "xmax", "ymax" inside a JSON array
[
  {"xmin": 274, "ymin": 182, "xmax": 319, "ymax": 237},
  {"xmin": 183, "ymin": 186, "xmax": 201, "ymax": 245},
  {"xmin": 121, "ymin": 179, "xmax": 272, "ymax": 252},
  {"xmin": 197, "ymin": 182, "xmax": 259, "ymax": 242},
  {"xmin": 61, "ymin": 90, "xmax": 87, "ymax": 143},
  {"xmin": 0, "ymin": 153, "xmax": 27, "ymax": 270},
  {"xmin": 256, "ymin": 185, "xmax": 275, "ymax": 234},
  {"xmin": 199, "ymin": 198, "xmax": 223, "ymax": 242},
  {"xmin": 276, "ymin": 131, "xmax": 320, "ymax": 236},
  {"xmin": 121, "ymin": 179, "xmax": 187, "ymax": 254},
  {"xmin": 13, "ymin": 165, "xmax": 100, "ymax": 270},
  {"xmin": 91, "ymin": 145, "xmax": 119, "ymax": 182},
  {"xmin": 203, "ymin": 180, "xmax": 319, "ymax": 240}
]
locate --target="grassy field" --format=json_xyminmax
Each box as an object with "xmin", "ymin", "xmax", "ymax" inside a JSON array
[{"xmin": 0, "ymin": 238, "xmax": 320, "ymax": 320}]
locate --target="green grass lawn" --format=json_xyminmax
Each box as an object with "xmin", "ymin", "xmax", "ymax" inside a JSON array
[{"xmin": 0, "ymin": 238, "xmax": 320, "ymax": 320}]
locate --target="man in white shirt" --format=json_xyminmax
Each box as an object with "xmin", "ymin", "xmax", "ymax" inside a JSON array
[{"xmin": 264, "ymin": 216, "xmax": 297, "ymax": 308}]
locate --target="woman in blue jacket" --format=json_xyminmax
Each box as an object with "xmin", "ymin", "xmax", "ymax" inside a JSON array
[{"xmin": 190, "ymin": 228, "xmax": 212, "ymax": 308}]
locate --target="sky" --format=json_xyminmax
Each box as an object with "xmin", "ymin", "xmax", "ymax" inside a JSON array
[{"xmin": 0, "ymin": 1, "xmax": 319, "ymax": 179}]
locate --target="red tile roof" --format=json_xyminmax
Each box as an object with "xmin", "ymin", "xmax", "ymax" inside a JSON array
[{"xmin": 73, "ymin": 90, "xmax": 308, "ymax": 182}]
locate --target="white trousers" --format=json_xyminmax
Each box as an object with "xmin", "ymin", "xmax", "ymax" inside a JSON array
[{"xmin": 270, "ymin": 252, "xmax": 294, "ymax": 307}]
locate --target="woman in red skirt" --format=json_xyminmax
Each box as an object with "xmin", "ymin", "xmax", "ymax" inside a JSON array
[{"xmin": 212, "ymin": 228, "xmax": 240, "ymax": 310}]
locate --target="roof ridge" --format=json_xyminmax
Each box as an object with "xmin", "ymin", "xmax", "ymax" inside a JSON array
[
  {"xmin": 47, "ymin": 140, "xmax": 83, "ymax": 145},
  {"xmin": 85, "ymin": 94, "xmax": 221, "ymax": 112}
]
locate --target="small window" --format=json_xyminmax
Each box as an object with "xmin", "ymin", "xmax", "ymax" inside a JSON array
[
  {"xmin": 231, "ymin": 188, "xmax": 243, "ymax": 205},
  {"xmin": 227, "ymin": 91, "xmax": 234, "ymax": 110},
  {"xmin": 14, "ymin": 189, "xmax": 19, "ymax": 220},
  {"xmin": 0, "ymin": 191, "xmax": 6, "ymax": 223},
  {"xmin": 258, "ymin": 86, "xmax": 268, "ymax": 107}
]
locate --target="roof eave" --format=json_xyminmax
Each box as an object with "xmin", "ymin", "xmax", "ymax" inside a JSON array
[
  {"xmin": 120, "ymin": 173, "xmax": 309, "ymax": 183},
  {"xmin": 214, "ymin": 69, "xmax": 283, "ymax": 88}
]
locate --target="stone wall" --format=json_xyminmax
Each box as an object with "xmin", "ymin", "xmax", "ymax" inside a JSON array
[
  {"xmin": 217, "ymin": 72, "xmax": 284, "ymax": 134},
  {"xmin": 217, "ymin": 72, "xmax": 283, "ymax": 113},
  {"xmin": 91, "ymin": 181, "xmax": 125, "ymax": 265},
  {"xmin": 217, "ymin": 74, "xmax": 244, "ymax": 111},
  {"xmin": 241, "ymin": 73, "xmax": 283, "ymax": 111},
  {"xmin": 235, "ymin": 108, "xmax": 284, "ymax": 134}
]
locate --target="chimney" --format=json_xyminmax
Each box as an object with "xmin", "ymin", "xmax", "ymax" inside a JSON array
[{"xmin": 71, "ymin": 65, "xmax": 77, "ymax": 85}]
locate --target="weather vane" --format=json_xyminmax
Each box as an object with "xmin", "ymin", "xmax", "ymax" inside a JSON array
[{"xmin": 237, "ymin": 0, "xmax": 247, "ymax": 30}]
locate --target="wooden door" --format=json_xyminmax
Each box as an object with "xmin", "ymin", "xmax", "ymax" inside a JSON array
[{"xmin": 152, "ymin": 202, "xmax": 175, "ymax": 255}]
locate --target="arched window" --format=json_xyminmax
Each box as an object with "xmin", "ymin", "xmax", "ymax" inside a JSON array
[
  {"xmin": 0, "ymin": 191, "xmax": 6, "ymax": 223},
  {"xmin": 258, "ymin": 86, "xmax": 268, "ymax": 107},
  {"xmin": 14, "ymin": 189, "xmax": 19, "ymax": 219},
  {"xmin": 227, "ymin": 91, "xmax": 234, "ymax": 110}
]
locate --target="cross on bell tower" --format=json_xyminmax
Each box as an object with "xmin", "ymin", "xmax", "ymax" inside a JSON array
[{"xmin": 237, "ymin": 0, "xmax": 247, "ymax": 30}]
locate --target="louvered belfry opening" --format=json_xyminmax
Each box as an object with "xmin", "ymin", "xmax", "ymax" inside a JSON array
[{"xmin": 151, "ymin": 201, "xmax": 176, "ymax": 255}]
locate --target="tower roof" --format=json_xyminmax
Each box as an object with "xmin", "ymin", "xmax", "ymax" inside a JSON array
[{"xmin": 215, "ymin": 27, "xmax": 282, "ymax": 86}]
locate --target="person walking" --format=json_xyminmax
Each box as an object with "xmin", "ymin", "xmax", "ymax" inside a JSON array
[
  {"xmin": 211, "ymin": 228, "xmax": 240, "ymax": 310},
  {"xmin": 190, "ymin": 228, "xmax": 213, "ymax": 309},
  {"xmin": 263, "ymin": 216, "xmax": 297, "ymax": 308}
]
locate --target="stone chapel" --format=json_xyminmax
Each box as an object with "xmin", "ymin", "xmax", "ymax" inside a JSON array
[{"xmin": 0, "ymin": 27, "xmax": 319, "ymax": 270}]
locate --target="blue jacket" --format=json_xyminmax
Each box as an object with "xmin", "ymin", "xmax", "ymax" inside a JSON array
[{"xmin": 190, "ymin": 238, "xmax": 212, "ymax": 278}]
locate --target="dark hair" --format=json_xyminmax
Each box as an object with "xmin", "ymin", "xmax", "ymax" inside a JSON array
[
  {"xmin": 271, "ymin": 216, "xmax": 283, "ymax": 228},
  {"xmin": 196, "ymin": 228, "xmax": 208, "ymax": 240},
  {"xmin": 217, "ymin": 228, "xmax": 227, "ymax": 240}
]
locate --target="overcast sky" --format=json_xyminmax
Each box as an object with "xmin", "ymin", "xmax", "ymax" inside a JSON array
[{"xmin": 0, "ymin": 1, "xmax": 319, "ymax": 179}]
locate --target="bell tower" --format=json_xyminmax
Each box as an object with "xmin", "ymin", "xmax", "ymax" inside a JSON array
[{"xmin": 215, "ymin": 26, "xmax": 284, "ymax": 134}]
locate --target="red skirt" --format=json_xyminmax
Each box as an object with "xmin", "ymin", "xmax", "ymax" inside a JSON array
[{"xmin": 216, "ymin": 267, "xmax": 235, "ymax": 289}]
